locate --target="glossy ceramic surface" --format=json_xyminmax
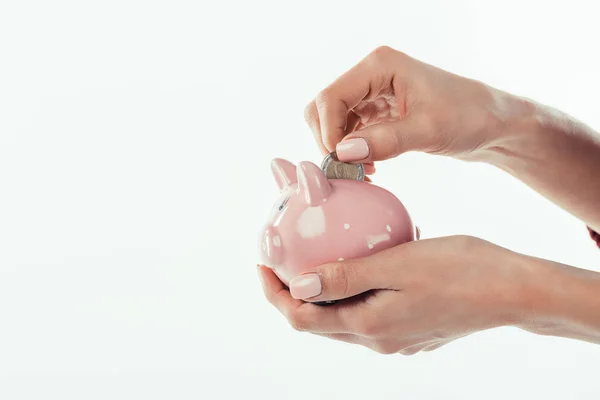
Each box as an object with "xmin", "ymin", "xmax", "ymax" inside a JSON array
[{"xmin": 258, "ymin": 158, "xmax": 416, "ymax": 286}]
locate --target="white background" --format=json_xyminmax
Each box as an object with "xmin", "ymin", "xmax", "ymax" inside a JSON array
[{"xmin": 1, "ymin": 0, "xmax": 599, "ymax": 399}]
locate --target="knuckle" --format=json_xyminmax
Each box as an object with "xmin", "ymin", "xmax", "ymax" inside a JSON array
[
  {"xmin": 398, "ymin": 342, "xmax": 422, "ymax": 356},
  {"xmin": 326, "ymin": 263, "xmax": 354, "ymax": 298},
  {"xmin": 288, "ymin": 313, "xmax": 307, "ymax": 332},
  {"xmin": 452, "ymin": 235, "xmax": 479, "ymax": 251},
  {"xmin": 399, "ymin": 348, "xmax": 420, "ymax": 356},
  {"xmin": 423, "ymin": 343, "xmax": 444, "ymax": 352},
  {"xmin": 372, "ymin": 342, "xmax": 398, "ymax": 355},
  {"xmin": 315, "ymin": 89, "xmax": 333, "ymax": 108},
  {"xmin": 304, "ymin": 102, "xmax": 318, "ymax": 126},
  {"xmin": 287, "ymin": 308, "xmax": 313, "ymax": 332},
  {"xmin": 371, "ymin": 45, "xmax": 393, "ymax": 59},
  {"xmin": 368, "ymin": 45, "xmax": 403, "ymax": 65}
]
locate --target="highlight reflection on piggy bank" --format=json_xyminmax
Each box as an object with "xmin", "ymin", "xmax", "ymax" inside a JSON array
[{"xmin": 258, "ymin": 158, "xmax": 418, "ymax": 287}]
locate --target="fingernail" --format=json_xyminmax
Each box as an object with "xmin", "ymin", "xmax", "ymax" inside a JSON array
[
  {"xmin": 336, "ymin": 138, "xmax": 369, "ymax": 162},
  {"xmin": 289, "ymin": 273, "xmax": 322, "ymax": 299}
]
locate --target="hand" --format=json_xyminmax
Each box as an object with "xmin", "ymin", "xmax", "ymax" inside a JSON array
[
  {"xmin": 304, "ymin": 45, "xmax": 600, "ymax": 231},
  {"xmin": 304, "ymin": 46, "xmax": 532, "ymax": 165},
  {"xmin": 258, "ymin": 236, "xmax": 538, "ymax": 355}
]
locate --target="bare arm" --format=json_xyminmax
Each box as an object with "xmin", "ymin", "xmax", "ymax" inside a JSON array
[
  {"xmin": 482, "ymin": 94, "xmax": 600, "ymax": 232},
  {"xmin": 518, "ymin": 252, "xmax": 600, "ymax": 344}
]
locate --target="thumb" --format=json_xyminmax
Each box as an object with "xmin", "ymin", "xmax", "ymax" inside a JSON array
[
  {"xmin": 289, "ymin": 259, "xmax": 390, "ymax": 302},
  {"xmin": 335, "ymin": 114, "xmax": 434, "ymax": 163}
]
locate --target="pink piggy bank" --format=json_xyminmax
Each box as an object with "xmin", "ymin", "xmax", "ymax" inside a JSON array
[{"xmin": 259, "ymin": 158, "xmax": 418, "ymax": 288}]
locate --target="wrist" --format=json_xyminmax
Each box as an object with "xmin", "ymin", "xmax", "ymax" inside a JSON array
[
  {"xmin": 475, "ymin": 89, "xmax": 546, "ymax": 168},
  {"xmin": 509, "ymin": 255, "xmax": 600, "ymax": 344},
  {"xmin": 481, "ymin": 91, "xmax": 593, "ymax": 170}
]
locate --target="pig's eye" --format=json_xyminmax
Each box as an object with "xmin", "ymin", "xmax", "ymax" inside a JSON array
[{"xmin": 278, "ymin": 196, "xmax": 290, "ymax": 211}]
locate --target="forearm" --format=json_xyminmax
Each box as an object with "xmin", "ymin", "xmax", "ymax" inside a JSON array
[
  {"xmin": 512, "ymin": 253, "xmax": 600, "ymax": 345},
  {"xmin": 483, "ymin": 92, "xmax": 600, "ymax": 232}
]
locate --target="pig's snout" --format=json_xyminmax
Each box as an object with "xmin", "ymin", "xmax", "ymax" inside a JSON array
[{"xmin": 259, "ymin": 225, "xmax": 284, "ymax": 267}]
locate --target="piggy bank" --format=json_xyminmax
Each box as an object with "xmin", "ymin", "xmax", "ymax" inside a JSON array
[{"xmin": 258, "ymin": 158, "xmax": 418, "ymax": 287}]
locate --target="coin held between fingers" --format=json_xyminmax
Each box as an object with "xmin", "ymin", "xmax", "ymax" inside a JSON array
[{"xmin": 321, "ymin": 151, "xmax": 365, "ymax": 181}]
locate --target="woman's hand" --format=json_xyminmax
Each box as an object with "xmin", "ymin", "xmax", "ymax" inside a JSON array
[
  {"xmin": 305, "ymin": 45, "xmax": 600, "ymax": 232},
  {"xmin": 258, "ymin": 236, "xmax": 600, "ymax": 354},
  {"xmin": 304, "ymin": 45, "xmax": 531, "ymax": 165},
  {"xmin": 259, "ymin": 236, "xmax": 530, "ymax": 354}
]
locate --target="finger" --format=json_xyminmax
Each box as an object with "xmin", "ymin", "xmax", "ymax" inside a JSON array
[
  {"xmin": 314, "ymin": 333, "xmax": 396, "ymax": 355},
  {"xmin": 423, "ymin": 335, "xmax": 464, "ymax": 352},
  {"xmin": 422, "ymin": 341, "xmax": 449, "ymax": 352},
  {"xmin": 344, "ymin": 110, "xmax": 362, "ymax": 135},
  {"xmin": 312, "ymin": 332, "xmax": 362, "ymax": 346},
  {"xmin": 335, "ymin": 114, "xmax": 435, "ymax": 163},
  {"xmin": 258, "ymin": 265, "xmax": 304, "ymax": 309},
  {"xmin": 315, "ymin": 47, "xmax": 397, "ymax": 152},
  {"xmin": 363, "ymin": 163, "xmax": 376, "ymax": 175},
  {"xmin": 399, "ymin": 346, "xmax": 424, "ymax": 356},
  {"xmin": 288, "ymin": 256, "xmax": 397, "ymax": 303},
  {"xmin": 258, "ymin": 265, "xmax": 351, "ymax": 333},
  {"xmin": 397, "ymin": 338, "xmax": 442, "ymax": 355},
  {"xmin": 304, "ymin": 100, "xmax": 329, "ymax": 156}
]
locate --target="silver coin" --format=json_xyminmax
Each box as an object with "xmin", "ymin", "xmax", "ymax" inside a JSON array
[{"xmin": 320, "ymin": 151, "xmax": 364, "ymax": 181}]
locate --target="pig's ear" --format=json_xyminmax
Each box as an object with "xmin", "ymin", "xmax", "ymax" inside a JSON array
[
  {"xmin": 271, "ymin": 158, "xmax": 297, "ymax": 191},
  {"xmin": 296, "ymin": 161, "xmax": 332, "ymax": 206}
]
